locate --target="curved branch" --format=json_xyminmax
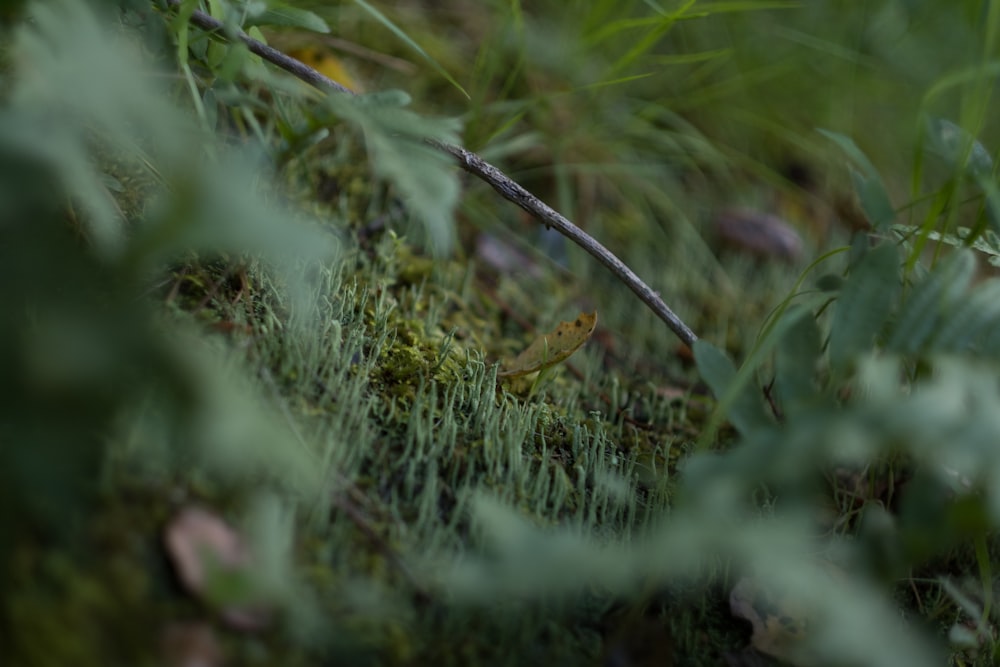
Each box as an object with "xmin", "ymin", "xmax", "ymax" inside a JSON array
[{"xmin": 170, "ymin": 2, "xmax": 698, "ymax": 348}]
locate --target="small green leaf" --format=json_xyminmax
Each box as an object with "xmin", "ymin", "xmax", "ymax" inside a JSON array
[
  {"xmin": 936, "ymin": 279, "xmax": 1000, "ymax": 354},
  {"xmin": 243, "ymin": 4, "xmax": 330, "ymax": 33},
  {"xmin": 820, "ymin": 129, "xmax": 895, "ymax": 231},
  {"xmin": 886, "ymin": 249, "xmax": 975, "ymax": 355},
  {"xmin": 774, "ymin": 308, "xmax": 822, "ymax": 415},
  {"xmin": 818, "ymin": 128, "xmax": 880, "ymax": 179},
  {"xmin": 694, "ymin": 340, "xmax": 736, "ymax": 400},
  {"xmin": 694, "ymin": 340, "xmax": 772, "ymax": 441},
  {"xmin": 815, "ymin": 274, "xmax": 843, "ymax": 292},
  {"xmin": 850, "ymin": 166, "xmax": 895, "ymax": 231},
  {"xmin": 975, "ymin": 173, "xmax": 1000, "ymax": 238},
  {"xmin": 924, "ymin": 117, "xmax": 993, "ymax": 177},
  {"xmin": 828, "ymin": 242, "xmax": 900, "ymax": 376},
  {"xmin": 893, "ymin": 224, "xmax": 1000, "ymax": 259}
]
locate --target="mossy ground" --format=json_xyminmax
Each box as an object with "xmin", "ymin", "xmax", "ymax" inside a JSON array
[
  {"xmin": 4, "ymin": 228, "xmax": 750, "ymax": 666},
  {"xmin": 6, "ymin": 109, "xmax": 798, "ymax": 660},
  {"xmin": 6, "ymin": 2, "xmax": 1000, "ymax": 666}
]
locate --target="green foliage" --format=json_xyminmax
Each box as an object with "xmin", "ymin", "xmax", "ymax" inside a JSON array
[
  {"xmin": 820, "ymin": 129, "xmax": 897, "ymax": 232},
  {"xmin": 243, "ymin": 3, "xmax": 329, "ymax": 32},
  {"xmin": 0, "ymin": 0, "xmax": 337, "ymax": 621},
  {"xmin": 886, "ymin": 248, "xmax": 975, "ymax": 355},
  {"xmin": 686, "ymin": 234, "xmax": 1000, "ymax": 663},
  {"xmin": 8, "ymin": 0, "xmax": 1000, "ymax": 666},
  {"xmin": 173, "ymin": 0, "xmax": 464, "ymax": 256},
  {"xmin": 693, "ymin": 338, "xmax": 772, "ymax": 439},
  {"xmin": 828, "ymin": 242, "xmax": 901, "ymax": 375},
  {"xmin": 772, "ymin": 306, "xmax": 822, "ymax": 413},
  {"xmin": 322, "ymin": 91, "xmax": 462, "ymax": 254}
]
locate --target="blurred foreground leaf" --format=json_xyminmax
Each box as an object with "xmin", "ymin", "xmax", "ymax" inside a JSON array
[
  {"xmin": 323, "ymin": 91, "xmax": 462, "ymax": 255},
  {"xmin": 0, "ymin": 0, "xmax": 333, "ymax": 578},
  {"xmin": 828, "ymin": 242, "xmax": 900, "ymax": 376}
]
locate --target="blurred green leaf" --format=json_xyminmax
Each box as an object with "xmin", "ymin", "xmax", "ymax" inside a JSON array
[
  {"xmin": 828, "ymin": 242, "xmax": 900, "ymax": 375},
  {"xmin": 936, "ymin": 279, "xmax": 1000, "ymax": 354},
  {"xmin": 243, "ymin": 3, "xmax": 329, "ymax": 33},
  {"xmin": 850, "ymin": 166, "xmax": 896, "ymax": 230},
  {"xmin": 693, "ymin": 339, "xmax": 772, "ymax": 441},
  {"xmin": 0, "ymin": 0, "xmax": 335, "ymax": 558},
  {"xmin": 818, "ymin": 128, "xmax": 881, "ymax": 179},
  {"xmin": 323, "ymin": 92, "xmax": 461, "ymax": 255},
  {"xmin": 815, "ymin": 273, "xmax": 843, "ymax": 291},
  {"xmin": 886, "ymin": 249, "xmax": 975, "ymax": 355},
  {"xmin": 975, "ymin": 172, "xmax": 1000, "ymax": 238},
  {"xmin": 923, "ymin": 116, "xmax": 993, "ymax": 177},
  {"xmin": 820, "ymin": 129, "xmax": 895, "ymax": 230},
  {"xmin": 773, "ymin": 307, "xmax": 822, "ymax": 414}
]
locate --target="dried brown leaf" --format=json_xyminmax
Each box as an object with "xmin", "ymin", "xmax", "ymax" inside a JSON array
[
  {"xmin": 714, "ymin": 208, "xmax": 804, "ymax": 262},
  {"xmin": 499, "ymin": 311, "xmax": 597, "ymax": 378}
]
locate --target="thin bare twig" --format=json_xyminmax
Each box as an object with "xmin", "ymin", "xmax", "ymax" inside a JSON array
[
  {"xmin": 432, "ymin": 140, "xmax": 697, "ymax": 346},
  {"xmin": 177, "ymin": 3, "xmax": 354, "ymax": 95},
  {"xmin": 167, "ymin": 1, "xmax": 698, "ymax": 348}
]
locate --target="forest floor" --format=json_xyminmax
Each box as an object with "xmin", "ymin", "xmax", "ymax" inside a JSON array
[{"xmin": 5, "ymin": 2, "xmax": 1000, "ymax": 666}]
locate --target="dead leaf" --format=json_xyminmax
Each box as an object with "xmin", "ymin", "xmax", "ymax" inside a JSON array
[
  {"xmin": 288, "ymin": 48, "xmax": 363, "ymax": 92},
  {"xmin": 499, "ymin": 311, "xmax": 597, "ymax": 378},
  {"xmin": 164, "ymin": 507, "xmax": 249, "ymax": 593},
  {"xmin": 714, "ymin": 208, "xmax": 804, "ymax": 262},
  {"xmin": 163, "ymin": 506, "xmax": 272, "ymax": 632},
  {"xmin": 730, "ymin": 563, "xmax": 847, "ymax": 666},
  {"xmin": 729, "ymin": 576, "xmax": 809, "ymax": 665}
]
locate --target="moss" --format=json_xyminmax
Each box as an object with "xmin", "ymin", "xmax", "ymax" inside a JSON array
[
  {"xmin": 5, "ymin": 538, "xmax": 161, "ymax": 667},
  {"xmin": 1, "ymin": 149, "xmax": 718, "ymax": 665}
]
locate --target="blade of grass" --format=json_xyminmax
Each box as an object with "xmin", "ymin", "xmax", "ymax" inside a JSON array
[{"xmin": 352, "ymin": 0, "xmax": 470, "ymax": 99}]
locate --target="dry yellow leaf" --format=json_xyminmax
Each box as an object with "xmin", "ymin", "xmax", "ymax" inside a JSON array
[
  {"xmin": 289, "ymin": 48, "xmax": 362, "ymax": 92},
  {"xmin": 499, "ymin": 311, "xmax": 597, "ymax": 378}
]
